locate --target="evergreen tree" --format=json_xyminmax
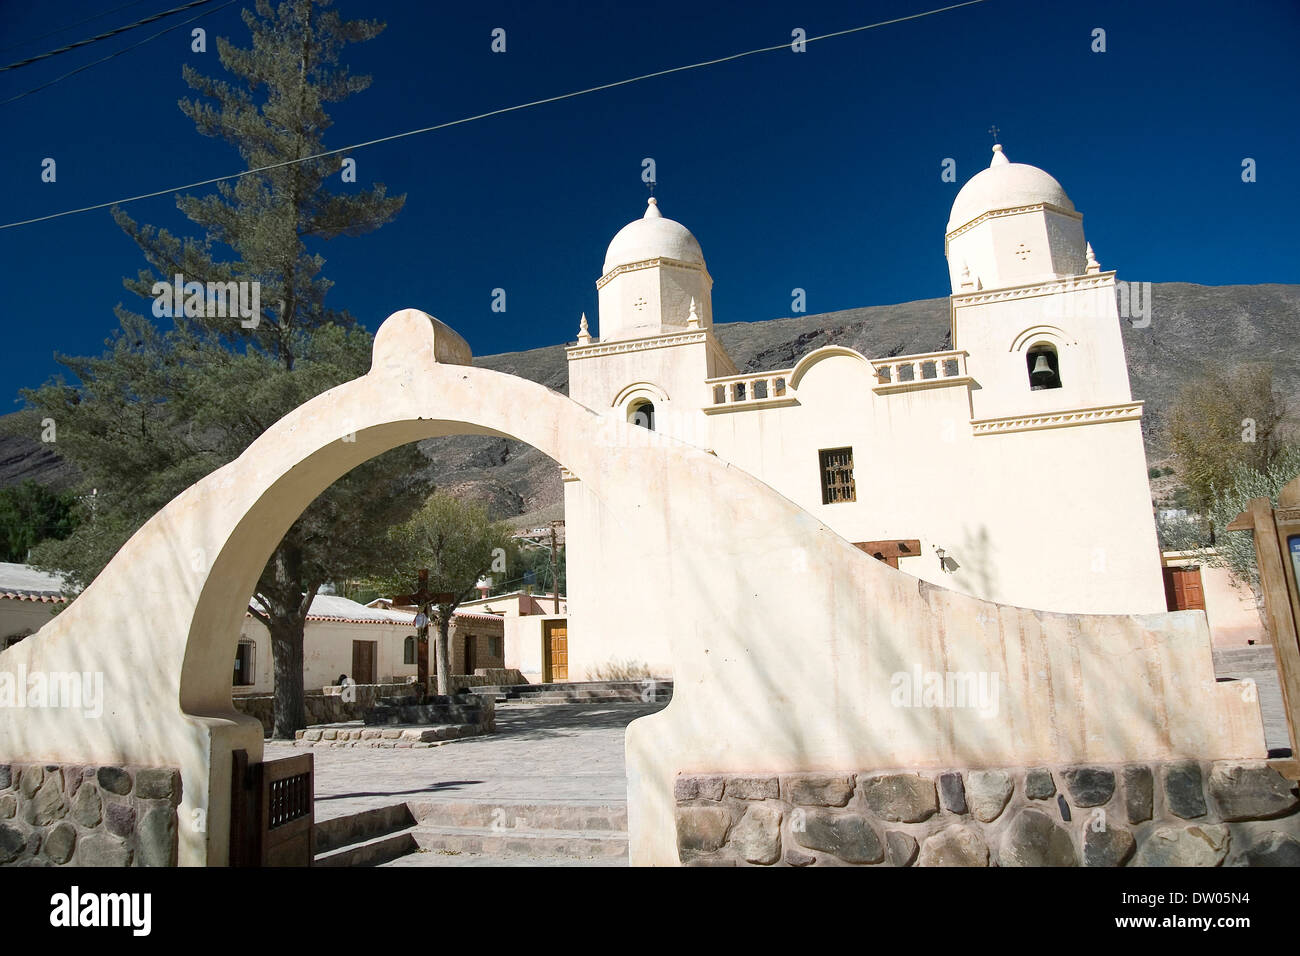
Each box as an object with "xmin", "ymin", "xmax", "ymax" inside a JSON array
[
  {"xmin": 0, "ymin": 480, "xmax": 79, "ymax": 563},
  {"xmin": 6, "ymin": 0, "xmax": 425, "ymax": 738}
]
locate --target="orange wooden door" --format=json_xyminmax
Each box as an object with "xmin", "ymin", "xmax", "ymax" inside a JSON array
[
  {"xmin": 1162, "ymin": 566, "xmax": 1206, "ymax": 611},
  {"xmin": 546, "ymin": 622, "xmax": 568, "ymax": 682}
]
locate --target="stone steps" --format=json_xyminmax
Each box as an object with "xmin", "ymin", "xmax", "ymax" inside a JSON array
[
  {"xmin": 473, "ymin": 680, "xmax": 674, "ymax": 703},
  {"xmin": 515, "ymin": 691, "xmax": 669, "ymax": 704},
  {"xmin": 294, "ymin": 722, "xmax": 485, "ymax": 748},
  {"xmin": 409, "ymin": 824, "xmax": 628, "ymax": 861},
  {"xmin": 313, "ymin": 803, "xmax": 419, "ymax": 867},
  {"xmin": 381, "ymin": 850, "xmax": 626, "ymax": 867},
  {"xmin": 316, "ymin": 825, "xmax": 420, "ymax": 867},
  {"xmin": 408, "ymin": 798, "xmax": 627, "ymax": 832},
  {"xmin": 315, "ymin": 799, "xmax": 629, "ymax": 866}
]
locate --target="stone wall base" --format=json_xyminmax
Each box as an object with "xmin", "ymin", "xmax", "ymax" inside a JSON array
[
  {"xmin": 0, "ymin": 762, "xmax": 181, "ymax": 867},
  {"xmin": 234, "ymin": 674, "xmax": 518, "ymax": 735},
  {"xmin": 674, "ymin": 760, "xmax": 1300, "ymax": 866},
  {"xmin": 291, "ymin": 722, "xmax": 486, "ymax": 748}
]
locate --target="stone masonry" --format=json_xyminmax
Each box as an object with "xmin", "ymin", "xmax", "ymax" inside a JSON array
[
  {"xmin": 674, "ymin": 760, "xmax": 1300, "ymax": 866},
  {"xmin": 0, "ymin": 763, "xmax": 181, "ymax": 867},
  {"xmin": 292, "ymin": 693, "xmax": 495, "ymax": 748},
  {"xmin": 235, "ymin": 674, "xmax": 516, "ymax": 736}
]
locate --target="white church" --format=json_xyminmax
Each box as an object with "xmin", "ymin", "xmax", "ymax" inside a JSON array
[{"xmin": 558, "ymin": 144, "xmax": 1166, "ymax": 679}]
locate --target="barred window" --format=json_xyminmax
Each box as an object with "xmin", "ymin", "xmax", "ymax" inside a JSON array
[{"xmin": 819, "ymin": 447, "xmax": 856, "ymax": 504}]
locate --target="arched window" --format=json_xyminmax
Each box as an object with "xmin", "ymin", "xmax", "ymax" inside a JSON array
[
  {"xmin": 404, "ymin": 634, "xmax": 416, "ymax": 665},
  {"xmin": 1027, "ymin": 343, "xmax": 1062, "ymax": 390},
  {"xmin": 630, "ymin": 400, "xmax": 655, "ymax": 430}
]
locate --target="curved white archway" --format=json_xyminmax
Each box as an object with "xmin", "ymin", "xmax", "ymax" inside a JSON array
[{"xmin": 0, "ymin": 310, "xmax": 1266, "ymax": 867}]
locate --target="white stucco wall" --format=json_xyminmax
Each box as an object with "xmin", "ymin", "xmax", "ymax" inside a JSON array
[{"xmin": 0, "ymin": 310, "xmax": 1267, "ymax": 868}]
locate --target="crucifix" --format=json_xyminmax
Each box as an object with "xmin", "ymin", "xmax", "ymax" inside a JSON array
[
  {"xmin": 391, "ymin": 568, "xmax": 455, "ymax": 691},
  {"xmin": 988, "ymin": 125, "xmax": 1000, "ymax": 143}
]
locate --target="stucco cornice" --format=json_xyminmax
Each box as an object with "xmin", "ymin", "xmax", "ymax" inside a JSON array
[
  {"xmin": 567, "ymin": 330, "xmax": 710, "ymax": 361},
  {"xmin": 951, "ymin": 271, "xmax": 1117, "ymax": 307},
  {"xmin": 596, "ymin": 256, "xmax": 712, "ymax": 290},
  {"xmin": 944, "ymin": 201, "xmax": 1083, "ymax": 244},
  {"xmin": 971, "ymin": 400, "xmax": 1144, "ymax": 436}
]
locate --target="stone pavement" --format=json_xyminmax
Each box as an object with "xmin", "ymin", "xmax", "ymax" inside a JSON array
[{"xmin": 265, "ymin": 700, "xmax": 667, "ymax": 824}]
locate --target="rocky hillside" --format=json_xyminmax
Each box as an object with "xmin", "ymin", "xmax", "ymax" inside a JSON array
[{"xmin": 4, "ymin": 282, "xmax": 1296, "ymax": 525}]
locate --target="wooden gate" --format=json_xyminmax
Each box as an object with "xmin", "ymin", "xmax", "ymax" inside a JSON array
[{"xmin": 230, "ymin": 750, "xmax": 315, "ymax": 866}]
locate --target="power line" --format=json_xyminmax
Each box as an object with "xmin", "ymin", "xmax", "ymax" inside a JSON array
[
  {"xmin": 0, "ymin": 0, "xmax": 990, "ymax": 231},
  {"xmin": 0, "ymin": 0, "xmax": 237, "ymax": 106},
  {"xmin": 0, "ymin": 0, "xmax": 153, "ymax": 54},
  {"xmin": 1, "ymin": 0, "xmax": 220, "ymax": 72}
]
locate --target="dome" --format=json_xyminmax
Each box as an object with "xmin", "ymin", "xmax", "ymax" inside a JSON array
[
  {"xmin": 947, "ymin": 145, "xmax": 1075, "ymax": 235},
  {"xmin": 602, "ymin": 197, "xmax": 705, "ymax": 275}
]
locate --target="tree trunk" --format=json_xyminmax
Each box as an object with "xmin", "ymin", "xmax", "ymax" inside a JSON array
[
  {"xmin": 260, "ymin": 542, "xmax": 315, "ymax": 740},
  {"xmin": 270, "ymin": 616, "xmax": 306, "ymax": 739},
  {"xmin": 435, "ymin": 612, "xmax": 452, "ymax": 695}
]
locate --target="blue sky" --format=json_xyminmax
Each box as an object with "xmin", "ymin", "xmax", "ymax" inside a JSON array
[{"xmin": 1, "ymin": 0, "xmax": 1297, "ymax": 397}]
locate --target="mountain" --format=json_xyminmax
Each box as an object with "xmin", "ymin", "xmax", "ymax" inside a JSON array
[{"xmin": 4, "ymin": 282, "xmax": 1297, "ymax": 526}]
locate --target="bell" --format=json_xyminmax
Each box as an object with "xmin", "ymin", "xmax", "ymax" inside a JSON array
[{"xmin": 1030, "ymin": 353, "xmax": 1057, "ymax": 387}]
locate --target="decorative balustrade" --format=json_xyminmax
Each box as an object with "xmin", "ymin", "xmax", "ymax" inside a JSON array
[
  {"xmin": 706, "ymin": 370, "xmax": 795, "ymax": 409},
  {"xmin": 871, "ymin": 350, "xmax": 970, "ymax": 390},
  {"xmin": 704, "ymin": 350, "xmax": 971, "ymax": 411}
]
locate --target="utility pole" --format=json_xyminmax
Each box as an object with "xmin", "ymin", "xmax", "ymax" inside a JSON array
[{"xmin": 550, "ymin": 521, "xmax": 561, "ymax": 614}]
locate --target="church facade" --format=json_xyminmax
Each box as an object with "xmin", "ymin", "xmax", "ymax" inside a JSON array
[{"xmin": 561, "ymin": 145, "xmax": 1166, "ymax": 679}]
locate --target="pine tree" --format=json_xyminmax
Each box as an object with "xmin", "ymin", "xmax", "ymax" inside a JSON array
[{"xmin": 8, "ymin": 0, "xmax": 426, "ymax": 738}]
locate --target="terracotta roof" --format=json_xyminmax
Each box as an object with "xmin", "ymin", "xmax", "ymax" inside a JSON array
[
  {"xmin": 451, "ymin": 611, "xmax": 506, "ymax": 625},
  {"xmin": 0, "ymin": 562, "xmax": 69, "ymax": 603},
  {"xmin": 245, "ymin": 594, "xmax": 502, "ymax": 627}
]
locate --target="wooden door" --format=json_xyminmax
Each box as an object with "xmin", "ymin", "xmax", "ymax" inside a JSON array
[
  {"xmin": 463, "ymin": 633, "xmax": 477, "ymax": 675},
  {"xmin": 351, "ymin": 640, "xmax": 377, "ymax": 684},
  {"xmin": 1162, "ymin": 566, "xmax": 1206, "ymax": 612},
  {"xmin": 545, "ymin": 621, "xmax": 568, "ymax": 682}
]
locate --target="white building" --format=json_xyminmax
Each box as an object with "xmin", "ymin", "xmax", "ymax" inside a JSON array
[
  {"xmin": 0, "ymin": 562, "xmax": 66, "ymax": 649},
  {"xmin": 235, "ymin": 593, "xmax": 506, "ymax": 693},
  {"xmin": 562, "ymin": 144, "xmax": 1167, "ymax": 679}
]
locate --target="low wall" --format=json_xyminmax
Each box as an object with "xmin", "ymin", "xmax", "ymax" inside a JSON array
[
  {"xmin": 0, "ymin": 762, "xmax": 181, "ymax": 867},
  {"xmin": 674, "ymin": 760, "xmax": 1300, "ymax": 866},
  {"xmin": 233, "ymin": 672, "xmax": 522, "ymax": 736}
]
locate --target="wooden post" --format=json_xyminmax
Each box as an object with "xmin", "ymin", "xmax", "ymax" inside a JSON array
[{"xmin": 1227, "ymin": 474, "xmax": 1300, "ymax": 778}]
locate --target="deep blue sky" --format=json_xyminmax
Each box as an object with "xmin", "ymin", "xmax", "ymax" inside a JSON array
[{"xmin": 1, "ymin": 0, "xmax": 1297, "ymax": 398}]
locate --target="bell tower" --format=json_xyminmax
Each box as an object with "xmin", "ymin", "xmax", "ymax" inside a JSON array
[{"xmin": 945, "ymin": 145, "xmax": 1135, "ymax": 423}]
